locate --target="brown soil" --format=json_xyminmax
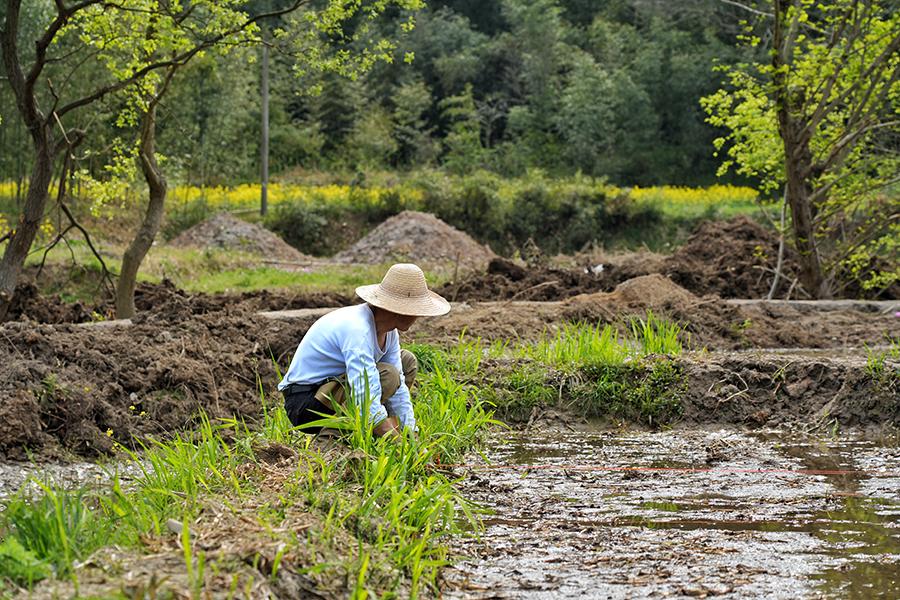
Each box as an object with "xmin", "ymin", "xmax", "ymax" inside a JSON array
[
  {"xmin": 440, "ymin": 216, "xmax": 898, "ymax": 302},
  {"xmin": 662, "ymin": 216, "xmax": 799, "ymax": 299},
  {"xmin": 419, "ymin": 275, "xmax": 899, "ymax": 350},
  {"xmin": 170, "ymin": 212, "xmax": 314, "ymax": 263},
  {"xmin": 334, "ymin": 210, "xmax": 497, "ymax": 269}
]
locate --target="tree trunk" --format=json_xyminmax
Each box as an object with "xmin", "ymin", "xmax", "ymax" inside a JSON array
[
  {"xmin": 115, "ymin": 102, "xmax": 167, "ymax": 319},
  {"xmin": 781, "ymin": 121, "xmax": 829, "ymax": 298},
  {"xmin": 772, "ymin": 0, "xmax": 829, "ymax": 299},
  {"xmin": 0, "ymin": 141, "xmax": 53, "ymax": 320}
]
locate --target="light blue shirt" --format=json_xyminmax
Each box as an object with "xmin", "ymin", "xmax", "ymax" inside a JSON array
[{"xmin": 278, "ymin": 304, "xmax": 415, "ymax": 430}]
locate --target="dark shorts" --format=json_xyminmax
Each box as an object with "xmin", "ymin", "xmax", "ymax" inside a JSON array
[{"xmin": 283, "ymin": 385, "xmax": 335, "ymax": 433}]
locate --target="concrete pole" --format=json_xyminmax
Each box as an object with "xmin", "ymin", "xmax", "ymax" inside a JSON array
[{"xmin": 260, "ymin": 42, "xmax": 270, "ymax": 216}]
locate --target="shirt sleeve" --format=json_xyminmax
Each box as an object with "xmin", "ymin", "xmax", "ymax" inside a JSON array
[
  {"xmin": 340, "ymin": 334, "xmax": 390, "ymax": 426},
  {"xmin": 380, "ymin": 332, "xmax": 416, "ymax": 431}
]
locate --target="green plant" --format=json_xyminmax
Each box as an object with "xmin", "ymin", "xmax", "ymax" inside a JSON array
[
  {"xmin": 2, "ymin": 484, "xmax": 111, "ymax": 584},
  {"xmin": 0, "ymin": 537, "xmax": 51, "ymax": 588},
  {"xmin": 403, "ymin": 343, "xmax": 448, "ymax": 374},
  {"xmin": 629, "ymin": 311, "xmax": 684, "ymax": 355}
]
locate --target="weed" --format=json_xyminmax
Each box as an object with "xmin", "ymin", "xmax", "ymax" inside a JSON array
[
  {"xmin": 865, "ymin": 338, "xmax": 900, "ymax": 390},
  {"xmin": 0, "ymin": 537, "xmax": 51, "ymax": 587}
]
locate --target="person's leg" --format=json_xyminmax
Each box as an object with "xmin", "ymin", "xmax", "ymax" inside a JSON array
[
  {"xmin": 283, "ymin": 389, "xmax": 334, "ymax": 433},
  {"xmin": 400, "ymin": 349, "xmax": 418, "ymax": 389},
  {"xmin": 378, "ymin": 363, "xmax": 401, "ymax": 400}
]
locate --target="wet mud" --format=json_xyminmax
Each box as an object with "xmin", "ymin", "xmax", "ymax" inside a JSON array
[{"xmin": 441, "ymin": 427, "xmax": 900, "ymax": 599}]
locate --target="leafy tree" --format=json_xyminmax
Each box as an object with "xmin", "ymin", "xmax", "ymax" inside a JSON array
[
  {"xmin": 556, "ymin": 52, "xmax": 656, "ymax": 179},
  {"xmin": 440, "ymin": 83, "xmax": 487, "ymax": 174},
  {"xmin": 0, "ymin": 0, "xmax": 291, "ymax": 318},
  {"xmin": 703, "ymin": 0, "xmax": 899, "ymax": 297},
  {"xmin": 392, "ymin": 78, "xmax": 438, "ymax": 166},
  {"xmin": 0, "ymin": 0, "xmax": 423, "ymax": 319}
]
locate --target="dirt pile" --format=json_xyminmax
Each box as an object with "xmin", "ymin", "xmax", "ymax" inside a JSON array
[
  {"xmin": 663, "ymin": 216, "xmax": 798, "ymax": 299},
  {"xmin": 4, "ymin": 282, "xmax": 104, "ymax": 324},
  {"xmin": 334, "ymin": 211, "xmax": 496, "ymax": 269},
  {"xmin": 0, "ymin": 308, "xmax": 315, "ymax": 459},
  {"xmin": 560, "ymin": 274, "xmax": 752, "ymax": 347},
  {"xmin": 170, "ymin": 212, "xmax": 314, "ymax": 263},
  {"xmin": 439, "ymin": 217, "xmax": 803, "ymax": 302},
  {"xmin": 438, "ymin": 257, "xmax": 606, "ymax": 302}
]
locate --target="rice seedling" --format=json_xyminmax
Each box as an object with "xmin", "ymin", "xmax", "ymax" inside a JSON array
[
  {"xmin": 629, "ymin": 310, "xmax": 684, "ymax": 355},
  {"xmin": 518, "ymin": 322, "xmax": 628, "ymax": 369}
]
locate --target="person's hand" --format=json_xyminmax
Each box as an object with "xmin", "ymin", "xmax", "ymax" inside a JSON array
[{"xmin": 373, "ymin": 416, "xmax": 401, "ymax": 438}]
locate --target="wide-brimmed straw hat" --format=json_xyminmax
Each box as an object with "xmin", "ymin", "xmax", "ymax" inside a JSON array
[{"xmin": 356, "ymin": 263, "xmax": 451, "ymax": 317}]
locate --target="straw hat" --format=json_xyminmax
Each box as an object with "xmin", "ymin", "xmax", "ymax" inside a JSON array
[{"xmin": 356, "ymin": 263, "xmax": 451, "ymax": 317}]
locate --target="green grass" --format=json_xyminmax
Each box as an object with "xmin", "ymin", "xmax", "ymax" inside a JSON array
[{"xmin": 470, "ymin": 318, "xmax": 689, "ymax": 426}]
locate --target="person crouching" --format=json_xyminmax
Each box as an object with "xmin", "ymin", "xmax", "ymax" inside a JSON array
[{"xmin": 278, "ymin": 263, "xmax": 450, "ymax": 438}]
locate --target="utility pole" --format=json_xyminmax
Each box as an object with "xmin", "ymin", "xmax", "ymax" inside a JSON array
[{"xmin": 260, "ymin": 40, "xmax": 270, "ymax": 216}]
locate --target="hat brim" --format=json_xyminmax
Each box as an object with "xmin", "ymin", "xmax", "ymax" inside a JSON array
[{"xmin": 356, "ymin": 284, "xmax": 451, "ymax": 317}]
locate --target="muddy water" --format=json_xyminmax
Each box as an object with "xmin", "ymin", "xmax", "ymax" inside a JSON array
[
  {"xmin": 0, "ymin": 461, "xmax": 146, "ymax": 500},
  {"xmin": 442, "ymin": 428, "xmax": 900, "ymax": 599}
]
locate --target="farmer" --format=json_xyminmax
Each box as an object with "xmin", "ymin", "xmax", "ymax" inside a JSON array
[{"xmin": 278, "ymin": 263, "xmax": 450, "ymax": 437}]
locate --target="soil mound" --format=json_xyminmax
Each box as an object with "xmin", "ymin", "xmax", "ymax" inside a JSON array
[
  {"xmin": 663, "ymin": 216, "xmax": 797, "ymax": 299},
  {"xmin": 334, "ymin": 211, "xmax": 496, "ymax": 269},
  {"xmin": 0, "ymin": 308, "xmax": 315, "ymax": 459},
  {"xmin": 559, "ymin": 275, "xmax": 750, "ymax": 346},
  {"xmin": 438, "ymin": 257, "xmax": 606, "ymax": 302},
  {"xmin": 4, "ymin": 282, "xmax": 103, "ymax": 324},
  {"xmin": 170, "ymin": 212, "xmax": 313, "ymax": 263},
  {"xmin": 604, "ymin": 273, "xmax": 699, "ymax": 308},
  {"xmin": 439, "ymin": 218, "xmax": 799, "ymax": 302}
]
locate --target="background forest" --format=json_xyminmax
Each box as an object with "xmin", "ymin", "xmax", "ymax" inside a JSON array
[{"xmin": 0, "ymin": 0, "xmax": 758, "ymax": 187}]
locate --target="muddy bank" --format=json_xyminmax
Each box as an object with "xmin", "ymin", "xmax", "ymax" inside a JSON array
[
  {"xmin": 0, "ymin": 309, "xmax": 315, "ymax": 460},
  {"xmin": 421, "ymin": 276, "xmax": 900, "ymax": 350},
  {"xmin": 441, "ymin": 427, "xmax": 900, "ymax": 599}
]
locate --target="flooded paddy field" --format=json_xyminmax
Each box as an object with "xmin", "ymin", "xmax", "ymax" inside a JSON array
[{"xmin": 442, "ymin": 427, "xmax": 900, "ymax": 599}]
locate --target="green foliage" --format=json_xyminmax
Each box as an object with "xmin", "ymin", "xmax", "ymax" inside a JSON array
[
  {"xmin": 580, "ymin": 359, "xmax": 685, "ymax": 426},
  {"xmin": 629, "ymin": 310, "xmax": 684, "ymax": 355},
  {"xmin": 482, "ymin": 317, "xmax": 688, "ymax": 426},
  {"xmin": 702, "ymin": 0, "xmax": 900, "ymax": 295},
  {"xmin": 1, "ymin": 0, "xmax": 757, "ymax": 188},
  {"xmin": 519, "ymin": 322, "xmax": 628, "ymax": 370},
  {"xmin": 2, "ymin": 485, "xmax": 112, "ymax": 581},
  {"xmin": 403, "ymin": 343, "xmax": 449, "ymax": 374},
  {"xmin": 865, "ymin": 337, "xmax": 900, "ymax": 391},
  {"xmin": 0, "ymin": 537, "xmax": 52, "ymax": 588},
  {"xmin": 265, "ymin": 201, "xmax": 336, "ymax": 255}
]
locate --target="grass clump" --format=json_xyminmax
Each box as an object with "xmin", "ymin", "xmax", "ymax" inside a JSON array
[
  {"xmin": 579, "ymin": 360, "xmax": 686, "ymax": 427},
  {"xmin": 477, "ymin": 317, "xmax": 688, "ymax": 426}
]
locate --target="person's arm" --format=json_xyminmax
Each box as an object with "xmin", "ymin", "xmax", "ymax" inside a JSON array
[
  {"xmin": 340, "ymin": 336, "xmax": 391, "ymax": 428},
  {"xmin": 380, "ymin": 333, "xmax": 416, "ymax": 432}
]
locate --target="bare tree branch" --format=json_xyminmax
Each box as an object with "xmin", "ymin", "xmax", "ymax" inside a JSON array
[{"xmin": 717, "ymin": 0, "xmax": 773, "ymax": 19}]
